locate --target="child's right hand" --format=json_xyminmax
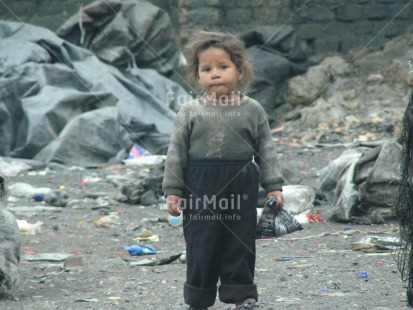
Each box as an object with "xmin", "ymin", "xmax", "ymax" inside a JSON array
[
  {"xmin": 167, "ymin": 195, "xmax": 183, "ymax": 216},
  {"xmin": 267, "ymin": 190, "xmax": 284, "ymax": 210}
]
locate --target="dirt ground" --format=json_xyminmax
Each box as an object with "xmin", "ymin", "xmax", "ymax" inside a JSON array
[{"xmin": 0, "ymin": 143, "xmax": 408, "ymax": 310}]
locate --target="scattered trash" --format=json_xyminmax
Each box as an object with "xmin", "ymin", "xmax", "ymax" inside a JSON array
[
  {"xmin": 91, "ymin": 198, "xmax": 112, "ymax": 210},
  {"xmin": 27, "ymin": 170, "xmax": 49, "ymax": 177},
  {"xmin": 359, "ymin": 271, "xmax": 369, "ymax": 279},
  {"xmin": 318, "ymin": 148, "xmax": 364, "ymax": 222},
  {"xmin": 117, "ymin": 175, "xmax": 163, "ymax": 205},
  {"xmin": 0, "ymin": 157, "xmax": 31, "ymax": 177},
  {"xmin": 168, "ymin": 213, "xmax": 183, "ymax": 226},
  {"xmin": 80, "ymin": 173, "xmax": 102, "ymax": 185},
  {"xmin": 43, "ymin": 189, "xmax": 69, "ymax": 207},
  {"xmin": 21, "ymin": 253, "xmax": 72, "ymax": 262},
  {"xmin": 158, "ymin": 197, "xmax": 167, "ymax": 211},
  {"xmin": 282, "ymin": 185, "xmax": 316, "ymax": 214},
  {"xmin": 32, "ymin": 194, "xmax": 45, "ymax": 202},
  {"xmin": 150, "ymin": 216, "xmax": 166, "ymax": 223},
  {"xmin": 93, "ymin": 214, "xmax": 121, "ymax": 228},
  {"xmin": 123, "ymin": 155, "xmax": 166, "ymax": 166},
  {"xmin": 75, "ymin": 299, "xmax": 98, "ymax": 303},
  {"xmin": 133, "ymin": 231, "xmax": 160, "ymax": 242},
  {"xmin": 179, "ymin": 251, "xmax": 186, "ymax": 263},
  {"xmin": 274, "ymin": 297, "xmax": 302, "ymax": 304},
  {"xmin": 140, "ymin": 189, "xmax": 159, "ymax": 205},
  {"xmin": 63, "ymin": 256, "xmax": 84, "ymax": 270},
  {"xmin": 257, "ymin": 196, "xmax": 303, "ymax": 239},
  {"xmin": 285, "ymin": 263, "xmax": 315, "ymax": 269},
  {"xmin": 273, "ymin": 255, "xmax": 314, "ymax": 261},
  {"xmin": 350, "ymin": 236, "xmax": 401, "ymax": 253},
  {"xmin": 318, "ymin": 141, "xmax": 401, "ymax": 223},
  {"xmin": 17, "ymin": 219, "xmax": 43, "ymax": 235},
  {"xmin": 7, "ymin": 206, "xmax": 63, "ymax": 218},
  {"xmin": 332, "ymin": 282, "xmax": 341, "ymax": 289},
  {"xmin": 138, "ymin": 231, "xmax": 154, "ymax": 238},
  {"xmin": 129, "ymin": 252, "xmax": 183, "ymax": 266},
  {"xmin": 124, "ymin": 244, "xmax": 156, "ymax": 256},
  {"xmin": 276, "ymin": 226, "xmax": 398, "ymax": 242},
  {"xmin": 127, "ymin": 143, "xmax": 152, "ymax": 159},
  {"xmin": 293, "ymin": 211, "xmax": 310, "ymax": 225},
  {"xmin": 306, "ymin": 209, "xmax": 325, "ymax": 223},
  {"xmin": 8, "ymin": 182, "xmax": 51, "ymax": 198}
]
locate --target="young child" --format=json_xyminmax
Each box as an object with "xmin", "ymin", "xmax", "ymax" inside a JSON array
[{"xmin": 162, "ymin": 31, "xmax": 284, "ymax": 310}]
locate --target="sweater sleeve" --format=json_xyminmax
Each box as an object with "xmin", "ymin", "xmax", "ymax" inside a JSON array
[
  {"xmin": 162, "ymin": 104, "xmax": 190, "ymax": 197},
  {"xmin": 254, "ymin": 104, "xmax": 285, "ymax": 193}
]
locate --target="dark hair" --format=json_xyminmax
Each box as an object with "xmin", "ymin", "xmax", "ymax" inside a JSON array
[
  {"xmin": 0, "ymin": 176, "xmax": 5, "ymax": 200},
  {"xmin": 185, "ymin": 31, "xmax": 254, "ymax": 93}
]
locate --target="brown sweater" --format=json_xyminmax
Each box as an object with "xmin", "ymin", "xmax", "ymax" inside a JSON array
[{"xmin": 162, "ymin": 96, "xmax": 284, "ymax": 197}]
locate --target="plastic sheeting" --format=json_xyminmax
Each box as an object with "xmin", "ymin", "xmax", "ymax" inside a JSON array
[
  {"xmin": 0, "ymin": 21, "xmax": 190, "ymax": 167},
  {"xmin": 0, "ymin": 208, "xmax": 20, "ymax": 295},
  {"xmin": 354, "ymin": 140, "xmax": 401, "ymax": 210},
  {"xmin": 56, "ymin": 0, "xmax": 182, "ymax": 75},
  {"xmin": 318, "ymin": 140, "xmax": 401, "ymax": 222},
  {"xmin": 0, "ymin": 4, "xmax": 309, "ymax": 168},
  {"xmin": 241, "ymin": 25, "xmax": 308, "ymax": 126},
  {"xmin": 318, "ymin": 148, "xmax": 364, "ymax": 222}
]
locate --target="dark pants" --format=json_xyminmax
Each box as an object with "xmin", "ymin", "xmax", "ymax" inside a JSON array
[{"xmin": 182, "ymin": 158, "xmax": 259, "ymax": 308}]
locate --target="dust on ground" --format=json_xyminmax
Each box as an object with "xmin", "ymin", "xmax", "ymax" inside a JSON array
[{"xmin": 0, "ymin": 144, "xmax": 406, "ymax": 310}]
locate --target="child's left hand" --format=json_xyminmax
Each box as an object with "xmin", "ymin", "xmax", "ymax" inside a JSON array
[{"xmin": 267, "ymin": 190, "xmax": 283, "ymax": 209}]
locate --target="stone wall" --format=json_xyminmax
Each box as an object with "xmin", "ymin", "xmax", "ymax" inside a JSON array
[
  {"xmin": 168, "ymin": 0, "xmax": 413, "ymax": 55},
  {"xmin": 1, "ymin": 0, "xmax": 412, "ymax": 56},
  {"xmin": 0, "ymin": 0, "xmax": 96, "ymax": 32}
]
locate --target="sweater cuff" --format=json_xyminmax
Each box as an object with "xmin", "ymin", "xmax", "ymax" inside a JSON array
[
  {"xmin": 164, "ymin": 187, "xmax": 184, "ymax": 197},
  {"xmin": 263, "ymin": 182, "xmax": 283, "ymax": 194}
]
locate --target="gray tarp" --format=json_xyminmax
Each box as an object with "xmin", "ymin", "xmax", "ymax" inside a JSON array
[
  {"xmin": 0, "ymin": 21, "xmax": 190, "ymax": 167},
  {"xmin": 318, "ymin": 140, "xmax": 401, "ymax": 222},
  {"xmin": 241, "ymin": 26, "xmax": 308, "ymax": 126},
  {"xmin": 56, "ymin": 0, "xmax": 182, "ymax": 75},
  {"xmin": 0, "ymin": 2, "xmax": 309, "ymax": 168},
  {"xmin": 0, "ymin": 208, "xmax": 20, "ymax": 295},
  {"xmin": 354, "ymin": 140, "xmax": 401, "ymax": 210}
]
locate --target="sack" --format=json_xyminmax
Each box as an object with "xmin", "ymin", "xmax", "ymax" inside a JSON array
[{"xmin": 256, "ymin": 196, "xmax": 303, "ymax": 239}]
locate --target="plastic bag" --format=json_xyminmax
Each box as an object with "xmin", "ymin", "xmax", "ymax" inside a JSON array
[{"xmin": 256, "ymin": 197, "xmax": 303, "ymax": 239}]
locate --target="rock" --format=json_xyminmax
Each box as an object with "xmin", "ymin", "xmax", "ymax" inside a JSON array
[
  {"xmin": 285, "ymin": 66, "xmax": 331, "ymax": 106},
  {"xmin": 319, "ymin": 55, "xmax": 350, "ymax": 77},
  {"xmin": 140, "ymin": 190, "xmax": 158, "ymax": 206},
  {"xmin": 381, "ymin": 59, "xmax": 410, "ymax": 84}
]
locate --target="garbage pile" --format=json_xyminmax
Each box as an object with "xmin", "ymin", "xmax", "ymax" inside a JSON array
[
  {"xmin": 276, "ymin": 33, "xmax": 413, "ymax": 144},
  {"xmin": 0, "ymin": 177, "xmax": 20, "ymax": 297},
  {"xmin": 318, "ymin": 140, "xmax": 401, "ymax": 223},
  {"xmin": 0, "ymin": 0, "xmax": 189, "ymax": 168},
  {"xmin": 0, "ymin": 1, "xmax": 410, "ymax": 307},
  {"xmin": 115, "ymin": 157, "xmax": 165, "ymax": 206},
  {"xmin": 0, "ymin": 0, "xmax": 310, "ymax": 168}
]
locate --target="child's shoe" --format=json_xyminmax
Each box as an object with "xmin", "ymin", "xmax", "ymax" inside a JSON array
[{"xmin": 235, "ymin": 298, "xmax": 259, "ymax": 309}]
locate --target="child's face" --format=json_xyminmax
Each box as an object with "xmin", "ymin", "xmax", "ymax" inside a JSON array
[{"xmin": 197, "ymin": 47, "xmax": 243, "ymax": 100}]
